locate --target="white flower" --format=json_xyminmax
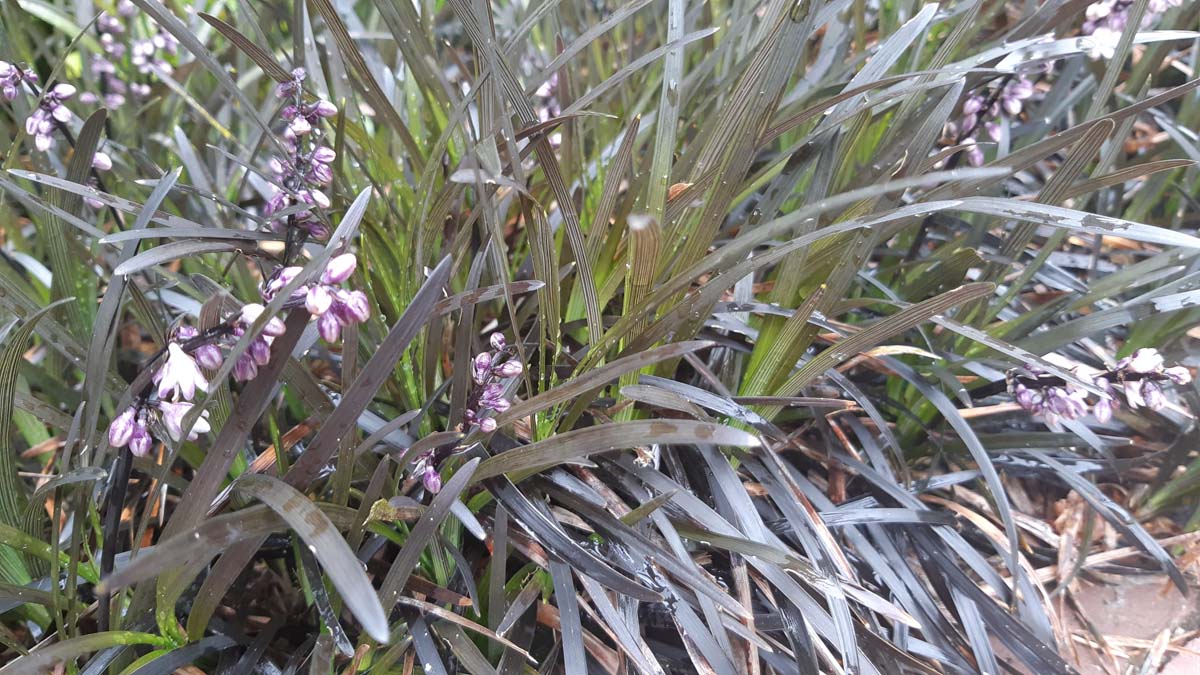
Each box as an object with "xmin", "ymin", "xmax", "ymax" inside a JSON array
[
  {"xmin": 159, "ymin": 401, "xmax": 211, "ymax": 442},
  {"xmin": 154, "ymin": 343, "xmax": 208, "ymax": 401},
  {"xmin": 1088, "ymin": 27, "xmax": 1121, "ymax": 60}
]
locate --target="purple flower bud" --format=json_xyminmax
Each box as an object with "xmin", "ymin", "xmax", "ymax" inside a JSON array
[
  {"xmin": 472, "ymin": 352, "xmax": 492, "ymax": 384},
  {"xmin": 306, "ymin": 284, "xmax": 333, "ymax": 316},
  {"xmin": 1124, "ymin": 380, "xmax": 1144, "ymax": 408},
  {"xmin": 250, "ymin": 337, "xmax": 273, "ymax": 366},
  {"xmin": 1164, "ymin": 366, "xmax": 1192, "ymax": 385},
  {"xmin": 289, "ymin": 116, "xmax": 312, "ymax": 136},
  {"xmin": 321, "ymin": 253, "xmax": 357, "ymax": 285},
  {"xmin": 108, "ymin": 407, "xmax": 137, "ymax": 448},
  {"xmin": 317, "ymin": 311, "xmax": 342, "ymax": 343},
  {"xmin": 479, "ymin": 417, "xmax": 497, "ymax": 432},
  {"xmin": 128, "ymin": 426, "xmax": 153, "ymax": 457},
  {"xmin": 311, "ymin": 146, "xmax": 336, "ymax": 164},
  {"xmin": 422, "ymin": 465, "xmax": 442, "ymax": 494},
  {"xmin": 51, "ymin": 83, "xmax": 75, "ymax": 99},
  {"xmin": 1142, "ymin": 381, "xmax": 1166, "ymax": 411},
  {"xmin": 92, "ymin": 152, "xmax": 113, "ymax": 171},
  {"xmin": 233, "ymin": 353, "xmax": 258, "ymax": 382},
  {"xmin": 311, "ymin": 100, "xmax": 338, "ymax": 117},
  {"xmin": 1014, "ymin": 384, "xmax": 1035, "ymax": 410},
  {"xmin": 193, "ymin": 344, "xmax": 223, "ymax": 370},
  {"xmin": 1093, "ymin": 397, "xmax": 1113, "ymax": 423},
  {"xmin": 336, "ymin": 290, "xmax": 370, "ymax": 323},
  {"xmin": 1046, "ymin": 388, "xmax": 1070, "ymax": 416},
  {"xmin": 493, "ymin": 360, "xmax": 523, "ymax": 378},
  {"xmin": 962, "ymin": 95, "xmax": 984, "ymax": 116},
  {"xmin": 489, "ymin": 333, "xmax": 507, "ymax": 351},
  {"xmin": 241, "ymin": 303, "xmax": 287, "ymax": 336}
]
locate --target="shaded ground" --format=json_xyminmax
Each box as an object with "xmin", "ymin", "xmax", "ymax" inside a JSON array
[{"xmin": 1062, "ymin": 576, "xmax": 1200, "ymax": 674}]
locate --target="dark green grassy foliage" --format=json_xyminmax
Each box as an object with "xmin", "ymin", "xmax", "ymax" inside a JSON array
[{"xmin": 0, "ymin": 0, "xmax": 1199, "ymax": 672}]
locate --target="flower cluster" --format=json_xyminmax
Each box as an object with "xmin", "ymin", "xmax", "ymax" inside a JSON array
[
  {"xmin": 2, "ymin": 63, "xmax": 113, "ymax": 179},
  {"xmin": 261, "ymin": 253, "xmax": 369, "ymax": 343},
  {"xmin": 81, "ymin": 1, "xmax": 154, "ymax": 108},
  {"xmin": 463, "ymin": 333, "xmax": 524, "ymax": 432},
  {"xmin": 25, "ymin": 84, "xmax": 75, "ymax": 152},
  {"xmin": 264, "ymin": 68, "xmax": 338, "ymax": 239},
  {"xmin": 1082, "ymin": 0, "xmax": 1182, "ymax": 60},
  {"xmin": 106, "ymin": 305, "xmax": 290, "ymax": 456},
  {"xmin": 1011, "ymin": 348, "xmax": 1192, "ymax": 427},
  {"xmin": 0, "ymin": 60, "xmax": 36, "ymax": 102},
  {"xmin": 948, "ymin": 75, "xmax": 1036, "ymax": 166}
]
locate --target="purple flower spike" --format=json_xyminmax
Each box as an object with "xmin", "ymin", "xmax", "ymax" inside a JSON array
[{"xmin": 322, "ymin": 253, "xmax": 357, "ymax": 285}]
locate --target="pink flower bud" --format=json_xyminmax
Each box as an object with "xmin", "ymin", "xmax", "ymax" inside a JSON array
[
  {"xmin": 422, "ymin": 465, "xmax": 442, "ymax": 494},
  {"xmin": 194, "ymin": 344, "xmax": 223, "ymax": 370},
  {"xmin": 305, "ymin": 284, "xmax": 333, "ymax": 316},
  {"xmin": 311, "ymin": 146, "xmax": 336, "ymax": 164},
  {"xmin": 92, "ymin": 152, "xmax": 113, "ymax": 171},
  {"xmin": 337, "ymin": 290, "xmax": 370, "ymax": 323},
  {"xmin": 321, "ymin": 253, "xmax": 357, "ymax": 285},
  {"xmin": 233, "ymin": 353, "xmax": 258, "ymax": 382},
  {"xmin": 108, "ymin": 407, "xmax": 136, "ymax": 448},
  {"xmin": 128, "ymin": 426, "xmax": 153, "ymax": 457},
  {"xmin": 311, "ymin": 100, "xmax": 338, "ymax": 117},
  {"xmin": 317, "ymin": 311, "xmax": 342, "ymax": 343},
  {"xmin": 492, "ymin": 360, "xmax": 523, "ymax": 378},
  {"xmin": 1142, "ymin": 381, "xmax": 1166, "ymax": 411}
]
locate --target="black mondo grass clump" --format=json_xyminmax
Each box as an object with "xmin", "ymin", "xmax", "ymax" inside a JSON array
[{"xmin": 1, "ymin": 0, "xmax": 1200, "ymax": 673}]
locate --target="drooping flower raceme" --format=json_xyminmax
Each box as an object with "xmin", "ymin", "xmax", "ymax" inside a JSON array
[
  {"xmin": 1011, "ymin": 348, "xmax": 1192, "ymax": 427},
  {"xmin": 106, "ymin": 306, "xmax": 286, "ymax": 456},
  {"xmin": 949, "ymin": 75, "xmax": 1036, "ymax": 167}
]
